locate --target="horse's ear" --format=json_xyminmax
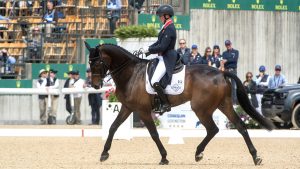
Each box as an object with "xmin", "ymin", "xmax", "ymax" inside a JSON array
[{"xmin": 84, "ymin": 41, "xmax": 91, "ymax": 51}]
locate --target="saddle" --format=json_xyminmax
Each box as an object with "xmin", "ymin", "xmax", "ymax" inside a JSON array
[{"xmin": 147, "ymin": 56, "xmax": 184, "ymax": 86}]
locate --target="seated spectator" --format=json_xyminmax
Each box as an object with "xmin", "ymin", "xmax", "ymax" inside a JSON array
[
  {"xmin": 43, "ymin": 1, "xmax": 64, "ymax": 38},
  {"xmin": 243, "ymin": 72, "xmax": 258, "ymax": 108},
  {"xmin": 255, "ymin": 65, "xmax": 270, "ymax": 114},
  {"xmin": 176, "ymin": 39, "xmax": 191, "ymax": 65},
  {"xmin": 200, "ymin": 47, "xmax": 213, "ymax": 66},
  {"xmin": 23, "ymin": 27, "xmax": 42, "ymax": 63},
  {"xmin": 268, "ymin": 65, "xmax": 287, "ymax": 89},
  {"xmin": 0, "ymin": 49, "xmax": 16, "ymax": 75},
  {"xmin": 211, "ymin": 45, "xmax": 222, "ymax": 69},
  {"xmin": 189, "ymin": 44, "xmax": 202, "ymax": 65}
]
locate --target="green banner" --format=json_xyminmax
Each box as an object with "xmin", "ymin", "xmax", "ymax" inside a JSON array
[
  {"xmin": 32, "ymin": 64, "xmax": 86, "ymax": 79},
  {"xmin": 138, "ymin": 14, "xmax": 190, "ymax": 30},
  {"xmin": 190, "ymin": 0, "xmax": 300, "ymax": 12},
  {"xmin": 0, "ymin": 80, "xmax": 32, "ymax": 88}
]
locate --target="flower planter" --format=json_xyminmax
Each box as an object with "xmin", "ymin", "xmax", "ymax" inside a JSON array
[{"xmin": 101, "ymin": 100, "xmax": 133, "ymax": 140}]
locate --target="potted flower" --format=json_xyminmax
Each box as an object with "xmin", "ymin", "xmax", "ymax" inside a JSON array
[
  {"xmin": 226, "ymin": 106, "xmax": 261, "ymax": 129},
  {"xmin": 114, "ymin": 25, "xmax": 158, "ymax": 55}
]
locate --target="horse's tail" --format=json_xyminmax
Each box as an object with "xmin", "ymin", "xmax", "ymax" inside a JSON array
[{"xmin": 223, "ymin": 71, "xmax": 275, "ymax": 131}]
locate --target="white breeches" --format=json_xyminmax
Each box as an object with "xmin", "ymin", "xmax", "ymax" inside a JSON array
[{"xmin": 151, "ymin": 56, "xmax": 166, "ymax": 86}]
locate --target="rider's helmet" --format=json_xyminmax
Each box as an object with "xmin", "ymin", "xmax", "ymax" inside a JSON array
[{"xmin": 156, "ymin": 5, "xmax": 174, "ymax": 18}]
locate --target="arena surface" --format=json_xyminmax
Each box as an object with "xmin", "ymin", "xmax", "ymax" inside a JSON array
[{"xmin": 0, "ymin": 126, "xmax": 299, "ymax": 169}]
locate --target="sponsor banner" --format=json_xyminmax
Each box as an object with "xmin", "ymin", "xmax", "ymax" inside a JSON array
[
  {"xmin": 190, "ymin": 0, "xmax": 300, "ymax": 12},
  {"xmin": 0, "ymin": 80, "xmax": 32, "ymax": 88},
  {"xmin": 138, "ymin": 14, "xmax": 190, "ymax": 30}
]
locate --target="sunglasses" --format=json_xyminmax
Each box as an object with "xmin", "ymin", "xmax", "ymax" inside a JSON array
[
  {"xmin": 179, "ymin": 42, "xmax": 185, "ymax": 44},
  {"xmin": 247, "ymin": 76, "xmax": 252, "ymax": 78},
  {"xmin": 275, "ymin": 69, "xmax": 281, "ymax": 71},
  {"xmin": 206, "ymin": 51, "xmax": 211, "ymax": 53}
]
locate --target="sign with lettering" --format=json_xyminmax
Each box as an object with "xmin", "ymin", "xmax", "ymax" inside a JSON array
[
  {"xmin": 138, "ymin": 14, "xmax": 190, "ymax": 30},
  {"xmin": 190, "ymin": 0, "xmax": 300, "ymax": 12}
]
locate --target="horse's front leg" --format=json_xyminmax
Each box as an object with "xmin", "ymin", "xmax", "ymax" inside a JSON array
[
  {"xmin": 140, "ymin": 112, "xmax": 169, "ymax": 165},
  {"xmin": 100, "ymin": 105, "xmax": 132, "ymax": 162}
]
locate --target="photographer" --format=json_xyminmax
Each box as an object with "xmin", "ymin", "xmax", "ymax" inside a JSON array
[
  {"xmin": 0, "ymin": 49, "xmax": 16, "ymax": 75},
  {"xmin": 106, "ymin": 0, "xmax": 122, "ymax": 35}
]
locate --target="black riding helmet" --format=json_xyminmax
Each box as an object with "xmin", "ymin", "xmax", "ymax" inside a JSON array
[{"xmin": 156, "ymin": 5, "xmax": 174, "ymax": 19}]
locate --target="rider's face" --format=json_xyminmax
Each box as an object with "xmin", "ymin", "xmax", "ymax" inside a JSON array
[{"xmin": 159, "ymin": 15, "xmax": 165, "ymax": 23}]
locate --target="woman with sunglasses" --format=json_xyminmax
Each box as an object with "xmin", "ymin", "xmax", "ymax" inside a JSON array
[
  {"xmin": 243, "ymin": 72, "xmax": 258, "ymax": 108},
  {"xmin": 200, "ymin": 47, "xmax": 213, "ymax": 66},
  {"xmin": 211, "ymin": 45, "xmax": 222, "ymax": 70}
]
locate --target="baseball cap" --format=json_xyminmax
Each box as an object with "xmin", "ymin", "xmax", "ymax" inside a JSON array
[
  {"xmin": 225, "ymin": 40, "xmax": 231, "ymax": 45},
  {"xmin": 275, "ymin": 65, "xmax": 281, "ymax": 70},
  {"xmin": 213, "ymin": 45, "xmax": 220, "ymax": 49},
  {"xmin": 259, "ymin": 65, "xmax": 266, "ymax": 72},
  {"xmin": 49, "ymin": 69, "xmax": 58, "ymax": 74},
  {"xmin": 71, "ymin": 70, "xmax": 79, "ymax": 75},
  {"xmin": 191, "ymin": 44, "xmax": 198, "ymax": 49}
]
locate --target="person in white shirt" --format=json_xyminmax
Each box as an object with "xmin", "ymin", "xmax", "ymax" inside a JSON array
[
  {"xmin": 36, "ymin": 69, "xmax": 48, "ymax": 125},
  {"xmin": 70, "ymin": 70, "xmax": 85, "ymax": 124},
  {"xmin": 45, "ymin": 69, "xmax": 59, "ymax": 124}
]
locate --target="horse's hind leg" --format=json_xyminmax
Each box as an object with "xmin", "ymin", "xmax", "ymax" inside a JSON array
[
  {"xmin": 100, "ymin": 106, "xmax": 132, "ymax": 162},
  {"xmin": 194, "ymin": 113, "xmax": 219, "ymax": 162},
  {"xmin": 139, "ymin": 112, "xmax": 169, "ymax": 165},
  {"xmin": 219, "ymin": 99, "xmax": 262, "ymax": 165}
]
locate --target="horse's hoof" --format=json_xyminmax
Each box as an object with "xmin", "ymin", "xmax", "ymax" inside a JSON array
[
  {"xmin": 254, "ymin": 156, "xmax": 262, "ymax": 165},
  {"xmin": 195, "ymin": 153, "xmax": 204, "ymax": 162},
  {"xmin": 100, "ymin": 153, "xmax": 109, "ymax": 162},
  {"xmin": 159, "ymin": 159, "xmax": 169, "ymax": 165}
]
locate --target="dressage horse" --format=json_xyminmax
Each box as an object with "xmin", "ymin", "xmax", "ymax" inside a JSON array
[{"xmin": 86, "ymin": 42, "xmax": 275, "ymax": 165}]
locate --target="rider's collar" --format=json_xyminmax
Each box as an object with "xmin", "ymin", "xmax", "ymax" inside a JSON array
[{"xmin": 161, "ymin": 19, "xmax": 173, "ymax": 31}]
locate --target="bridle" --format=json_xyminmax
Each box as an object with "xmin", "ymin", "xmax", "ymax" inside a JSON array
[{"xmin": 89, "ymin": 45, "xmax": 132, "ymax": 79}]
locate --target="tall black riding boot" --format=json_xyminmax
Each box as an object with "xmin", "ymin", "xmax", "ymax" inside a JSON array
[{"xmin": 153, "ymin": 82, "xmax": 171, "ymax": 114}]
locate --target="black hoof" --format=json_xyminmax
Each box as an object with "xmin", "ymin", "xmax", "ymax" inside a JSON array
[
  {"xmin": 195, "ymin": 153, "xmax": 204, "ymax": 162},
  {"xmin": 254, "ymin": 156, "xmax": 262, "ymax": 165},
  {"xmin": 100, "ymin": 153, "xmax": 109, "ymax": 162},
  {"xmin": 159, "ymin": 159, "xmax": 169, "ymax": 165}
]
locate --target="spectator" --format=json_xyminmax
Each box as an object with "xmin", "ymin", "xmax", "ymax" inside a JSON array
[
  {"xmin": 107, "ymin": 0, "xmax": 122, "ymax": 35},
  {"xmin": 298, "ymin": 76, "xmax": 300, "ymax": 84},
  {"xmin": 268, "ymin": 65, "xmax": 287, "ymax": 89},
  {"xmin": 64, "ymin": 71, "xmax": 73, "ymax": 115},
  {"xmin": 70, "ymin": 70, "xmax": 85, "ymax": 124},
  {"xmin": 243, "ymin": 72, "xmax": 258, "ymax": 108},
  {"xmin": 222, "ymin": 40, "xmax": 239, "ymax": 105},
  {"xmin": 129, "ymin": 0, "xmax": 145, "ymax": 12},
  {"xmin": 211, "ymin": 45, "xmax": 222, "ymax": 69},
  {"xmin": 23, "ymin": 27, "xmax": 42, "ymax": 63},
  {"xmin": 43, "ymin": 1, "xmax": 59, "ymax": 37},
  {"xmin": 200, "ymin": 47, "xmax": 213, "ymax": 66},
  {"xmin": 36, "ymin": 69, "xmax": 48, "ymax": 125},
  {"xmin": 255, "ymin": 65, "xmax": 270, "ymax": 114},
  {"xmin": 189, "ymin": 44, "xmax": 202, "ymax": 65},
  {"xmin": 176, "ymin": 39, "xmax": 191, "ymax": 65},
  {"xmin": 85, "ymin": 68, "xmax": 102, "ymax": 125},
  {"xmin": 0, "ymin": 49, "xmax": 16, "ymax": 75},
  {"xmin": 45, "ymin": 69, "xmax": 59, "ymax": 124}
]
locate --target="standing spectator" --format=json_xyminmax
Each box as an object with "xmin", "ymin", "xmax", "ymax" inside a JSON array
[
  {"xmin": 189, "ymin": 44, "xmax": 202, "ymax": 65},
  {"xmin": 243, "ymin": 72, "xmax": 258, "ymax": 108},
  {"xmin": 64, "ymin": 71, "xmax": 73, "ymax": 115},
  {"xmin": 211, "ymin": 45, "xmax": 222, "ymax": 69},
  {"xmin": 23, "ymin": 27, "xmax": 42, "ymax": 63},
  {"xmin": 255, "ymin": 65, "xmax": 270, "ymax": 113},
  {"xmin": 107, "ymin": 0, "xmax": 122, "ymax": 35},
  {"xmin": 85, "ymin": 68, "xmax": 102, "ymax": 125},
  {"xmin": 222, "ymin": 40, "xmax": 239, "ymax": 105},
  {"xmin": 70, "ymin": 70, "xmax": 85, "ymax": 124},
  {"xmin": 37, "ymin": 69, "xmax": 48, "ymax": 125},
  {"xmin": 268, "ymin": 65, "xmax": 287, "ymax": 89},
  {"xmin": 45, "ymin": 69, "xmax": 59, "ymax": 124},
  {"xmin": 176, "ymin": 39, "xmax": 191, "ymax": 65},
  {"xmin": 200, "ymin": 47, "xmax": 213, "ymax": 66}
]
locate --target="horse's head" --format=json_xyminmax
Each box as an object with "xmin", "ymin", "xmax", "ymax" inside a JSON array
[{"xmin": 85, "ymin": 41, "xmax": 110, "ymax": 89}]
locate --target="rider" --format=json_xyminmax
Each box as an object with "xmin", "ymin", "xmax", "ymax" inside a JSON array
[{"xmin": 144, "ymin": 5, "xmax": 177, "ymax": 113}]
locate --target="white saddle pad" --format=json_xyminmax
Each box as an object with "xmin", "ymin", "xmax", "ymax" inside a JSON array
[{"xmin": 146, "ymin": 65, "xmax": 185, "ymax": 95}]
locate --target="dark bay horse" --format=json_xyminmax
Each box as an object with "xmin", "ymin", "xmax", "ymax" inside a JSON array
[{"xmin": 86, "ymin": 43, "xmax": 275, "ymax": 165}]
